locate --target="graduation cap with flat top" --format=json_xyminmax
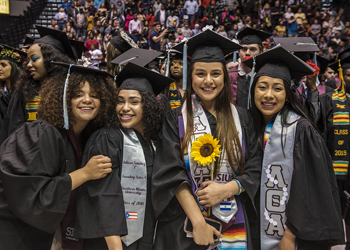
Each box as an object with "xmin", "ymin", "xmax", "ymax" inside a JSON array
[
  {"xmin": 338, "ymin": 46, "xmax": 350, "ymax": 60},
  {"xmin": 243, "ymin": 45, "xmax": 315, "ymax": 83},
  {"xmin": 111, "ymin": 48, "xmax": 162, "ymax": 67},
  {"xmin": 69, "ymin": 39, "xmax": 88, "ymax": 59},
  {"xmin": 172, "ymin": 29, "xmax": 242, "ymax": 64},
  {"xmin": 237, "ymin": 27, "xmax": 271, "ymax": 46},
  {"xmin": 274, "ymin": 37, "xmax": 319, "ymax": 62},
  {"xmin": 0, "ymin": 44, "xmax": 27, "ymax": 64},
  {"xmin": 23, "ymin": 36, "xmax": 35, "ymax": 47},
  {"xmin": 116, "ymin": 62, "xmax": 173, "ymax": 96},
  {"xmin": 35, "ymin": 25, "xmax": 77, "ymax": 60},
  {"xmin": 50, "ymin": 61, "xmax": 113, "ymax": 78},
  {"xmin": 328, "ymin": 54, "xmax": 350, "ymax": 72}
]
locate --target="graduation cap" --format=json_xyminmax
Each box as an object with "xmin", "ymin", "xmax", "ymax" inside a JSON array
[
  {"xmin": 328, "ymin": 54, "xmax": 350, "ymax": 72},
  {"xmin": 50, "ymin": 61, "xmax": 113, "ymax": 129},
  {"xmin": 23, "ymin": 36, "xmax": 35, "ymax": 48},
  {"xmin": 338, "ymin": 46, "xmax": 350, "ymax": 60},
  {"xmin": 69, "ymin": 39, "xmax": 88, "ymax": 59},
  {"xmin": 0, "ymin": 44, "xmax": 27, "ymax": 64},
  {"xmin": 273, "ymin": 37, "xmax": 320, "ymax": 62},
  {"xmin": 244, "ymin": 45, "xmax": 315, "ymax": 83},
  {"xmin": 172, "ymin": 28, "xmax": 242, "ymax": 89},
  {"xmin": 34, "ymin": 25, "xmax": 77, "ymax": 60},
  {"xmin": 116, "ymin": 62, "xmax": 173, "ymax": 96},
  {"xmin": 111, "ymin": 48, "xmax": 162, "ymax": 71},
  {"xmin": 313, "ymin": 54, "xmax": 329, "ymax": 74},
  {"xmin": 237, "ymin": 27, "xmax": 271, "ymax": 46},
  {"xmin": 89, "ymin": 61, "xmax": 107, "ymax": 71}
]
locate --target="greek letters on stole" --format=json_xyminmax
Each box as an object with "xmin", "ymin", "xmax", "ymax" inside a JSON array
[{"xmin": 260, "ymin": 111, "xmax": 300, "ymax": 250}]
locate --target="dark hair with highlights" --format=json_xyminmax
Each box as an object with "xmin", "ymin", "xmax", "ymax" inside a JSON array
[
  {"xmin": 15, "ymin": 43, "xmax": 75, "ymax": 101},
  {"xmin": 181, "ymin": 63, "xmax": 245, "ymax": 177},
  {"xmin": 38, "ymin": 70, "xmax": 118, "ymax": 131}
]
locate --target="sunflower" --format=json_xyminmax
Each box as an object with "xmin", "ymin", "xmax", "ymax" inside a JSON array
[{"xmin": 191, "ymin": 134, "xmax": 221, "ymax": 166}]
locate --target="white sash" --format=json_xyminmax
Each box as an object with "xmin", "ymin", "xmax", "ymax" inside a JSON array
[
  {"xmin": 182, "ymin": 94, "xmax": 242, "ymax": 223},
  {"xmin": 260, "ymin": 111, "xmax": 300, "ymax": 250},
  {"xmin": 120, "ymin": 128, "xmax": 148, "ymax": 246}
]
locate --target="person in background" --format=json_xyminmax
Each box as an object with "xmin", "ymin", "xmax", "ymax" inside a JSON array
[
  {"xmin": 55, "ymin": 8, "xmax": 68, "ymax": 31},
  {"xmin": 150, "ymin": 22, "xmax": 168, "ymax": 51}
]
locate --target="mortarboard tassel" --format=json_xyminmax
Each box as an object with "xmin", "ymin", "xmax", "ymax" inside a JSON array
[
  {"xmin": 313, "ymin": 52, "xmax": 320, "ymax": 86},
  {"xmin": 63, "ymin": 64, "xmax": 73, "ymax": 130},
  {"xmin": 114, "ymin": 75, "xmax": 117, "ymax": 89},
  {"xmin": 337, "ymin": 59, "xmax": 346, "ymax": 94},
  {"xmin": 165, "ymin": 50, "xmax": 171, "ymax": 77},
  {"xmin": 247, "ymin": 57, "xmax": 256, "ymax": 110},
  {"xmin": 233, "ymin": 51, "xmax": 237, "ymax": 63},
  {"xmin": 183, "ymin": 38, "xmax": 188, "ymax": 91}
]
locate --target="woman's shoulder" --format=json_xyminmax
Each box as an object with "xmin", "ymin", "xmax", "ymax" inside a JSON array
[
  {"xmin": 88, "ymin": 127, "xmax": 123, "ymax": 144},
  {"xmin": 235, "ymin": 106, "xmax": 251, "ymax": 127}
]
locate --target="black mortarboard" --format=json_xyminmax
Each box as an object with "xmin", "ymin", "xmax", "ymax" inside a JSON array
[
  {"xmin": 34, "ymin": 25, "xmax": 77, "ymax": 60},
  {"xmin": 168, "ymin": 49, "xmax": 183, "ymax": 61},
  {"xmin": 0, "ymin": 44, "xmax": 27, "ymax": 64},
  {"xmin": 328, "ymin": 54, "xmax": 350, "ymax": 72},
  {"xmin": 338, "ymin": 46, "xmax": 350, "ymax": 60},
  {"xmin": 243, "ymin": 45, "xmax": 315, "ymax": 83},
  {"xmin": 23, "ymin": 36, "xmax": 35, "ymax": 47},
  {"xmin": 51, "ymin": 61, "xmax": 113, "ymax": 78},
  {"xmin": 69, "ymin": 39, "xmax": 88, "ymax": 59},
  {"xmin": 274, "ymin": 37, "xmax": 319, "ymax": 62},
  {"xmin": 172, "ymin": 29, "xmax": 242, "ymax": 64},
  {"xmin": 51, "ymin": 61, "xmax": 113, "ymax": 129},
  {"xmin": 312, "ymin": 54, "xmax": 329, "ymax": 74},
  {"xmin": 237, "ymin": 27, "xmax": 271, "ymax": 46},
  {"xmin": 116, "ymin": 62, "xmax": 173, "ymax": 96},
  {"xmin": 111, "ymin": 48, "xmax": 162, "ymax": 67}
]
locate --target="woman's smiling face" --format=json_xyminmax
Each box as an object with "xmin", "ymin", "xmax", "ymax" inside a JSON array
[
  {"xmin": 191, "ymin": 62, "xmax": 224, "ymax": 107},
  {"xmin": 254, "ymin": 76, "xmax": 286, "ymax": 124}
]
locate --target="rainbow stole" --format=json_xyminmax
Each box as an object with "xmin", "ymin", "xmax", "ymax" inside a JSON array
[
  {"xmin": 331, "ymin": 61, "xmax": 349, "ymax": 177},
  {"xmin": 25, "ymin": 96, "xmax": 41, "ymax": 121}
]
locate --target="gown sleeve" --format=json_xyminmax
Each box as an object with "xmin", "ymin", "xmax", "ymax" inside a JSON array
[
  {"xmin": 0, "ymin": 90, "xmax": 10, "ymax": 130},
  {"xmin": 74, "ymin": 128, "xmax": 128, "ymax": 239},
  {"xmin": 0, "ymin": 120, "xmax": 72, "ymax": 233},
  {"xmin": 285, "ymin": 119, "xmax": 344, "ymax": 248},
  {"xmin": 235, "ymin": 107, "xmax": 262, "ymax": 204},
  {"xmin": 152, "ymin": 108, "xmax": 191, "ymax": 220}
]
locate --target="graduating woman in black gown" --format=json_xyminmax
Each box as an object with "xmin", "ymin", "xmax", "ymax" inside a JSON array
[
  {"xmin": 0, "ymin": 26, "xmax": 80, "ymax": 144},
  {"xmin": 0, "ymin": 45, "xmax": 26, "ymax": 129},
  {"xmin": 152, "ymin": 29, "xmax": 262, "ymax": 250},
  {"xmin": 74, "ymin": 62, "xmax": 173, "ymax": 250},
  {"xmin": 0, "ymin": 63, "xmax": 117, "ymax": 250},
  {"xmin": 245, "ymin": 45, "xmax": 344, "ymax": 250}
]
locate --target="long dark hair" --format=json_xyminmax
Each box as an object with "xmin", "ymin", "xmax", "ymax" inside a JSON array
[
  {"xmin": 250, "ymin": 77, "xmax": 319, "ymax": 149},
  {"xmin": 181, "ymin": 63, "xmax": 245, "ymax": 177},
  {"xmin": 0, "ymin": 60, "xmax": 22, "ymax": 92},
  {"xmin": 15, "ymin": 43, "xmax": 74, "ymax": 101}
]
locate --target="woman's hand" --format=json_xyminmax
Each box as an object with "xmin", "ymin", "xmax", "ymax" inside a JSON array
[
  {"xmin": 197, "ymin": 181, "xmax": 238, "ymax": 207},
  {"xmin": 69, "ymin": 155, "xmax": 112, "ymax": 190},
  {"xmin": 306, "ymin": 74, "xmax": 317, "ymax": 92},
  {"xmin": 278, "ymin": 227, "xmax": 296, "ymax": 250},
  {"xmin": 83, "ymin": 155, "xmax": 112, "ymax": 180},
  {"xmin": 193, "ymin": 220, "xmax": 222, "ymax": 246}
]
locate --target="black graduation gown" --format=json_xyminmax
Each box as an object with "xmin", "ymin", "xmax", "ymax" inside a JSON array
[
  {"xmin": 0, "ymin": 90, "xmax": 10, "ymax": 130},
  {"xmin": 0, "ymin": 119, "xmax": 77, "ymax": 250},
  {"xmin": 74, "ymin": 127, "xmax": 156, "ymax": 250},
  {"xmin": 259, "ymin": 118, "xmax": 344, "ymax": 249},
  {"xmin": 236, "ymin": 74, "xmax": 250, "ymax": 109},
  {"xmin": 318, "ymin": 92, "xmax": 350, "ymax": 211},
  {"xmin": 152, "ymin": 106, "xmax": 262, "ymax": 250},
  {"xmin": 0, "ymin": 92, "xmax": 30, "ymax": 145}
]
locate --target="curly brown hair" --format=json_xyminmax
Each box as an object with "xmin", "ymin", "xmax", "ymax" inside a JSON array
[
  {"xmin": 38, "ymin": 69, "xmax": 118, "ymax": 131},
  {"xmin": 115, "ymin": 90, "xmax": 168, "ymax": 141},
  {"xmin": 15, "ymin": 43, "xmax": 75, "ymax": 101}
]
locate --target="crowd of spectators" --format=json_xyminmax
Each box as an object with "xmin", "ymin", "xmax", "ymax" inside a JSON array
[{"xmin": 50, "ymin": 0, "xmax": 350, "ymax": 62}]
